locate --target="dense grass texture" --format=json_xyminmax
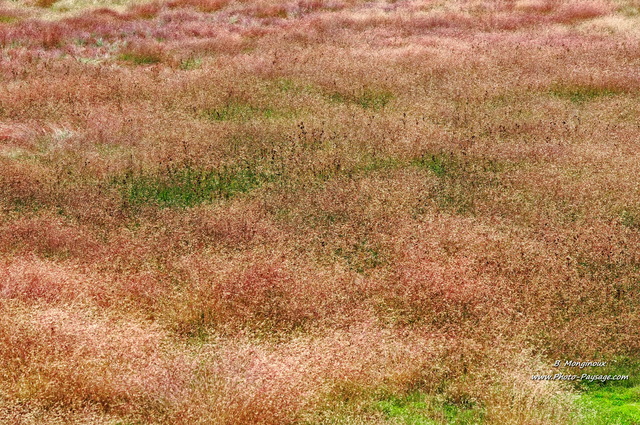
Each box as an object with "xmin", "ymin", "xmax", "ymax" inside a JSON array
[{"xmin": 0, "ymin": 0, "xmax": 640, "ymax": 423}]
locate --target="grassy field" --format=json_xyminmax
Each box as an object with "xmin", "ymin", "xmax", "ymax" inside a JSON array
[{"xmin": 1, "ymin": 0, "xmax": 639, "ymax": 423}]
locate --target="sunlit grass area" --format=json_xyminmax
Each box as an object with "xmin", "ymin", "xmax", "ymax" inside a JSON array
[{"xmin": 1, "ymin": 0, "xmax": 639, "ymax": 423}]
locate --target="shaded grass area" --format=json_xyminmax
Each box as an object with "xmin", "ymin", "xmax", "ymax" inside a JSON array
[
  {"xmin": 305, "ymin": 150, "xmax": 508, "ymax": 224},
  {"xmin": 299, "ymin": 150, "xmax": 508, "ymax": 226},
  {"xmin": 412, "ymin": 152, "xmax": 505, "ymax": 215}
]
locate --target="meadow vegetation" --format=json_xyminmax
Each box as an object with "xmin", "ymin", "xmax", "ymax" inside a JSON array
[{"xmin": 0, "ymin": 0, "xmax": 639, "ymax": 423}]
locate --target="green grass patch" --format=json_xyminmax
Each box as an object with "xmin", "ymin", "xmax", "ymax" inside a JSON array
[
  {"xmin": 549, "ymin": 84, "xmax": 624, "ymax": 104},
  {"xmin": 274, "ymin": 78, "xmax": 297, "ymax": 92},
  {"xmin": 618, "ymin": 5, "xmax": 640, "ymax": 17},
  {"xmin": 268, "ymin": 78, "xmax": 316, "ymax": 96},
  {"xmin": 0, "ymin": 15, "xmax": 18, "ymax": 23},
  {"xmin": 414, "ymin": 153, "xmax": 456, "ymax": 178},
  {"xmin": 202, "ymin": 102, "xmax": 281, "ymax": 121},
  {"xmin": 322, "ymin": 155, "xmax": 406, "ymax": 181},
  {"xmin": 376, "ymin": 393, "xmax": 436, "ymax": 425},
  {"xmin": 306, "ymin": 384, "xmax": 485, "ymax": 425},
  {"xmin": 117, "ymin": 164, "xmax": 268, "ymax": 208},
  {"xmin": 620, "ymin": 209, "xmax": 640, "ymax": 230},
  {"xmin": 356, "ymin": 156, "xmax": 405, "ymax": 174},
  {"xmin": 411, "ymin": 152, "xmax": 503, "ymax": 215},
  {"xmin": 375, "ymin": 392, "xmax": 485, "ymax": 425},
  {"xmin": 328, "ymin": 88, "xmax": 393, "ymax": 111},
  {"xmin": 573, "ymin": 358, "xmax": 640, "ymax": 425},
  {"xmin": 179, "ymin": 57, "xmax": 202, "ymax": 70},
  {"xmin": 333, "ymin": 238, "xmax": 387, "ymax": 273},
  {"xmin": 575, "ymin": 259, "xmax": 623, "ymax": 282},
  {"xmin": 412, "ymin": 153, "xmax": 504, "ymax": 178},
  {"xmin": 119, "ymin": 52, "xmax": 161, "ymax": 65},
  {"xmin": 577, "ymin": 386, "xmax": 640, "ymax": 425}
]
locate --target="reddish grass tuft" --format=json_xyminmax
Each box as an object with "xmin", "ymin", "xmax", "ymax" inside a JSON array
[
  {"xmin": 127, "ymin": 1, "xmax": 165, "ymax": 19},
  {"xmin": 0, "ymin": 215, "xmax": 102, "ymax": 260},
  {"xmin": 552, "ymin": 1, "xmax": 613, "ymax": 23}
]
